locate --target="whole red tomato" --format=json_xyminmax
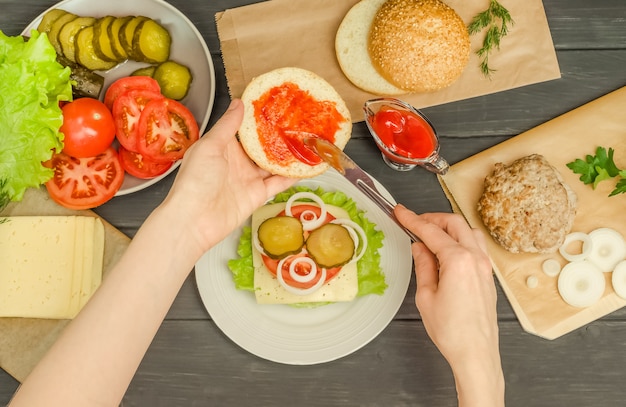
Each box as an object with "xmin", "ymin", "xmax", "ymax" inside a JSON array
[{"xmin": 60, "ymin": 98, "xmax": 116, "ymax": 158}]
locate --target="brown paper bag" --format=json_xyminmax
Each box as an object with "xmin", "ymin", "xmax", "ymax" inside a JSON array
[
  {"xmin": 216, "ymin": 0, "xmax": 560, "ymax": 122},
  {"xmin": 439, "ymin": 86, "xmax": 626, "ymax": 339}
]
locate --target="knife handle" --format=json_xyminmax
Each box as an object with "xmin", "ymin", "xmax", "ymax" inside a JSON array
[{"xmin": 356, "ymin": 180, "xmax": 420, "ymax": 243}]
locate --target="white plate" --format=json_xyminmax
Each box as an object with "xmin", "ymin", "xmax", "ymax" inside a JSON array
[
  {"xmin": 23, "ymin": 0, "xmax": 216, "ymax": 195},
  {"xmin": 195, "ymin": 169, "xmax": 413, "ymax": 365}
]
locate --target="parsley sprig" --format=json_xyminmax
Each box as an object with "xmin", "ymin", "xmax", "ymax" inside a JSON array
[
  {"xmin": 468, "ymin": 0, "xmax": 514, "ymax": 78},
  {"xmin": 566, "ymin": 146, "xmax": 626, "ymax": 196}
]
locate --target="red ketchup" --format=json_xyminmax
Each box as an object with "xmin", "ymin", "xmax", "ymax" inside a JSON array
[{"xmin": 370, "ymin": 106, "xmax": 436, "ymax": 163}]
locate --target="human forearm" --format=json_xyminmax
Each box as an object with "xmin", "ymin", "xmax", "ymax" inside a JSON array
[
  {"xmin": 451, "ymin": 353, "xmax": 505, "ymax": 407},
  {"xmin": 394, "ymin": 208, "xmax": 505, "ymax": 407},
  {"xmin": 10, "ymin": 202, "xmax": 201, "ymax": 407}
]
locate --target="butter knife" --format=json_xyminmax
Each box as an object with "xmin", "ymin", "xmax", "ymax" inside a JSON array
[{"xmin": 303, "ymin": 136, "xmax": 419, "ymax": 242}]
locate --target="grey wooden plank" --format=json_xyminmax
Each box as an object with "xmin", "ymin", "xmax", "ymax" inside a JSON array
[
  {"xmin": 3, "ymin": 0, "xmax": 626, "ymax": 405},
  {"xmin": 419, "ymin": 50, "xmax": 626, "ymax": 138},
  {"xmin": 5, "ymin": 0, "xmax": 626, "ymax": 50},
  {"xmin": 121, "ymin": 320, "xmax": 626, "ymax": 406},
  {"xmin": 3, "ymin": 318, "xmax": 626, "ymax": 406},
  {"xmin": 0, "ymin": 370, "xmax": 17, "ymax": 406},
  {"xmin": 545, "ymin": 0, "xmax": 626, "ymax": 50},
  {"xmin": 124, "ymin": 319, "xmax": 461, "ymax": 406}
]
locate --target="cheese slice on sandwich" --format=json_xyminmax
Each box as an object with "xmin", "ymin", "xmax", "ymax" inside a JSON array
[{"xmin": 252, "ymin": 202, "xmax": 359, "ymax": 305}]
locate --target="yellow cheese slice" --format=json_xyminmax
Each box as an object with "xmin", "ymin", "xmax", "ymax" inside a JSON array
[
  {"xmin": 0, "ymin": 216, "xmax": 77, "ymax": 318},
  {"xmin": 76, "ymin": 217, "xmax": 104, "ymax": 314},
  {"xmin": 67, "ymin": 216, "xmax": 86, "ymax": 317},
  {"xmin": 252, "ymin": 202, "xmax": 358, "ymax": 305},
  {"xmin": 76, "ymin": 216, "xmax": 94, "ymax": 314},
  {"xmin": 90, "ymin": 218, "xmax": 104, "ymax": 294},
  {"xmin": 0, "ymin": 216, "xmax": 105, "ymax": 319}
]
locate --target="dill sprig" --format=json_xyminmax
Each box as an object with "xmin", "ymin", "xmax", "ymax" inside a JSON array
[{"xmin": 468, "ymin": 0, "xmax": 514, "ymax": 78}]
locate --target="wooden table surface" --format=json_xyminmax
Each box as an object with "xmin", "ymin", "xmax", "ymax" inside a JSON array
[{"xmin": 2, "ymin": 0, "xmax": 626, "ymax": 405}]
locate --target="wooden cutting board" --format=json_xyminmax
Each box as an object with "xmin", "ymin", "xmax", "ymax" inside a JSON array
[
  {"xmin": 0, "ymin": 187, "xmax": 130, "ymax": 382},
  {"xmin": 439, "ymin": 86, "xmax": 626, "ymax": 340}
]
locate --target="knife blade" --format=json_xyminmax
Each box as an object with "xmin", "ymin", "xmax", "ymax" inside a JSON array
[{"xmin": 303, "ymin": 136, "xmax": 420, "ymax": 242}]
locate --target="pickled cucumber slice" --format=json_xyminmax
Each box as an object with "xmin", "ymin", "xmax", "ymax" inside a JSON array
[
  {"xmin": 258, "ymin": 217, "xmax": 304, "ymax": 259},
  {"xmin": 109, "ymin": 16, "xmax": 132, "ymax": 61},
  {"xmin": 59, "ymin": 16, "xmax": 96, "ymax": 62},
  {"xmin": 75, "ymin": 26, "xmax": 117, "ymax": 71},
  {"xmin": 93, "ymin": 16, "xmax": 120, "ymax": 62},
  {"xmin": 153, "ymin": 60, "xmax": 192, "ymax": 100},
  {"xmin": 119, "ymin": 16, "xmax": 148, "ymax": 59},
  {"xmin": 37, "ymin": 9, "xmax": 68, "ymax": 34},
  {"xmin": 47, "ymin": 12, "xmax": 77, "ymax": 55},
  {"xmin": 306, "ymin": 223, "xmax": 355, "ymax": 268},
  {"xmin": 131, "ymin": 65, "xmax": 157, "ymax": 77},
  {"xmin": 132, "ymin": 19, "xmax": 171, "ymax": 63}
]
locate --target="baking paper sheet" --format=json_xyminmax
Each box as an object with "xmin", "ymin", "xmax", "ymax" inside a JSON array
[{"xmin": 216, "ymin": 0, "xmax": 561, "ymax": 122}]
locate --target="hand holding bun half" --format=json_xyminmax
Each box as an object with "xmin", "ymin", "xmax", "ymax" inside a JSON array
[{"xmin": 238, "ymin": 67, "xmax": 352, "ymax": 178}]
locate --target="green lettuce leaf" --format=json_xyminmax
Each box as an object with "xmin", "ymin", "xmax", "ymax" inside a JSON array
[
  {"xmin": 228, "ymin": 226, "xmax": 255, "ymax": 291},
  {"xmin": 227, "ymin": 186, "xmax": 388, "ymax": 298},
  {"xmin": 0, "ymin": 30, "xmax": 73, "ymax": 206}
]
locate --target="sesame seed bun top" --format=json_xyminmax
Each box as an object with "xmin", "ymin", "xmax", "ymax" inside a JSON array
[{"xmin": 368, "ymin": 0, "xmax": 471, "ymax": 93}]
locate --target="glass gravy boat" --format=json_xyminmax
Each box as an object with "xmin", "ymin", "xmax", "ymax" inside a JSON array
[{"xmin": 363, "ymin": 98, "xmax": 449, "ymax": 175}]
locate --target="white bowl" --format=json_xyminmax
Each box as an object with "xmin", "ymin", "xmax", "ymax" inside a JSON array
[{"xmin": 23, "ymin": 0, "xmax": 216, "ymax": 195}]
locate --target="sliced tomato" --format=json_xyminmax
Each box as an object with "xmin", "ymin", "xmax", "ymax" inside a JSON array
[
  {"xmin": 278, "ymin": 204, "xmax": 336, "ymax": 223},
  {"xmin": 113, "ymin": 89, "xmax": 164, "ymax": 152},
  {"xmin": 136, "ymin": 98, "xmax": 199, "ymax": 163},
  {"xmin": 118, "ymin": 145, "xmax": 173, "ymax": 179},
  {"xmin": 262, "ymin": 253, "xmax": 342, "ymax": 289},
  {"xmin": 44, "ymin": 147, "xmax": 124, "ymax": 210},
  {"xmin": 104, "ymin": 76, "xmax": 161, "ymax": 110}
]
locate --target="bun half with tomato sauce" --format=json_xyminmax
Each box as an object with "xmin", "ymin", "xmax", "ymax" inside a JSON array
[{"xmin": 238, "ymin": 67, "xmax": 352, "ymax": 178}]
